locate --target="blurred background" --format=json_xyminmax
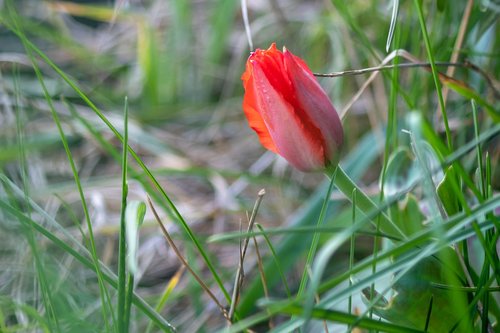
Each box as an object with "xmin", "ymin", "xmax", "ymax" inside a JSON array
[{"xmin": 0, "ymin": 0, "xmax": 498, "ymax": 331}]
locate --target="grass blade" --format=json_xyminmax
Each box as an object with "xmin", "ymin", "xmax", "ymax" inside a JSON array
[
  {"xmin": 118, "ymin": 97, "xmax": 129, "ymax": 333},
  {"xmin": 413, "ymin": 0, "xmax": 452, "ymax": 149},
  {"xmin": 7, "ymin": 7, "xmax": 116, "ymax": 330},
  {"xmin": 0, "ymin": 14, "xmax": 231, "ymax": 304},
  {"xmin": 0, "ymin": 182, "xmax": 176, "ymax": 332}
]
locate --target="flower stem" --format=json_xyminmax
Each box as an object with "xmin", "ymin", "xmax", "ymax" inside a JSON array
[
  {"xmin": 296, "ymin": 167, "xmax": 337, "ymax": 298},
  {"xmin": 329, "ymin": 165, "xmax": 405, "ymax": 240}
]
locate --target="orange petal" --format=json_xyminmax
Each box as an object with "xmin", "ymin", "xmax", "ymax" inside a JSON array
[
  {"xmin": 250, "ymin": 62, "xmax": 325, "ymax": 171},
  {"xmin": 242, "ymin": 59, "xmax": 278, "ymax": 153},
  {"xmin": 283, "ymin": 49, "xmax": 343, "ymax": 164}
]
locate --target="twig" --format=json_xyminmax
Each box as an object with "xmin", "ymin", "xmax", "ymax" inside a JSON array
[
  {"xmin": 228, "ymin": 189, "xmax": 266, "ymax": 322},
  {"xmin": 252, "ymin": 232, "xmax": 273, "ymax": 328},
  {"xmin": 314, "ymin": 61, "xmax": 466, "ymax": 77},
  {"xmin": 440, "ymin": 0, "xmax": 474, "ymax": 114},
  {"xmin": 316, "ymin": 49, "xmax": 499, "ymax": 120},
  {"xmin": 147, "ymin": 197, "xmax": 230, "ymax": 322},
  {"xmin": 335, "ymin": 49, "xmax": 408, "ymax": 119}
]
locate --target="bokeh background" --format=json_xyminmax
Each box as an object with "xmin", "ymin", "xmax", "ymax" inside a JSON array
[{"xmin": 0, "ymin": 0, "xmax": 498, "ymax": 332}]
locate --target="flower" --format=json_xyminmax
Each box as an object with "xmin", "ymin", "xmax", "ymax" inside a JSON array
[{"xmin": 241, "ymin": 43, "xmax": 343, "ymax": 172}]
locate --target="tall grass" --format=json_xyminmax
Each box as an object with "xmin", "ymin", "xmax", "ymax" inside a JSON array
[{"xmin": 0, "ymin": 0, "xmax": 498, "ymax": 332}]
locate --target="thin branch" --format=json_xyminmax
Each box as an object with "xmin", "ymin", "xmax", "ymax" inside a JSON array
[
  {"xmin": 440, "ymin": 0, "xmax": 474, "ymax": 112},
  {"xmin": 316, "ymin": 59, "xmax": 500, "ymax": 99},
  {"xmin": 228, "ymin": 189, "xmax": 266, "ymax": 322},
  {"xmin": 317, "ymin": 49, "xmax": 499, "ymax": 120},
  {"xmin": 316, "ymin": 59, "xmax": 500, "ymax": 98},
  {"xmin": 252, "ymin": 232, "xmax": 274, "ymax": 329},
  {"xmin": 316, "ymin": 61, "xmax": 468, "ymax": 77},
  {"xmin": 147, "ymin": 197, "xmax": 230, "ymax": 322}
]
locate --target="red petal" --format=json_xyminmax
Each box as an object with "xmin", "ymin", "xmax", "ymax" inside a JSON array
[
  {"xmin": 283, "ymin": 49, "xmax": 343, "ymax": 163},
  {"xmin": 242, "ymin": 57, "xmax": 278, "ymax": 153},
  {"xmin": 242, "ymin": 44, "xmax": 341, "ymax": 171},
  {"xmin": 250, "ymin": 62, "xmax": 325, "ymax": 171}
]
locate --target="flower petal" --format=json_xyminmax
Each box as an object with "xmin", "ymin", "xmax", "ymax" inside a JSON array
[
  {"xmin": 242, "ymin": 59, "xmax": 278, "ymax": 153},
  {"xmin": 283, "ymin": 49, "xmax": 344, "ymax": 164},
  {"xmin": 251, "ymin": 62, "xmax": 325, "ymax": 171}
]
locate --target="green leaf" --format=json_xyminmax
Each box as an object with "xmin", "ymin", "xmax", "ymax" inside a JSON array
[
  {"xmin": 362, "ymin": 254, "xmax": 471, "ymax": 333},
  {"xmin": 392, "ymin": 194, "xmax": 425, "ymax": 236},
  {"xmin": 126, "ymin": 201, "xmax": 147, "ymax": 274},
  {"xmin": 437, "ymin": 166, "xmax": 461, "ymax": 216}
]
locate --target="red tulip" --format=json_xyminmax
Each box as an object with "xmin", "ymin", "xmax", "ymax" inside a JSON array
[{"xmin": 241, "ymin": 43, "xmax": 343, "ymax": 172}]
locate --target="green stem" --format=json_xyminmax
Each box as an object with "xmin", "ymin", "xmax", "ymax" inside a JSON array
[
  {"xmin": 296, "ymin": 168, "xmax": 337, "ymax": 297},
  {"xmin": 329, "ymin": 166, "xmax": 405, "ymax": 240},
  {"xmin": 118, "ymin": 99, "xmax": 129, "ymax": 333},
  {"xmin": 414, "ymin": 0, "xmax": 453, "ymax": 150}
]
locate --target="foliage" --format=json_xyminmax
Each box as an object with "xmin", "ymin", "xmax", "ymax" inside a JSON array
[{"xmin": 0, "ymin": 0, "xmax": 498, "ymax": 332}]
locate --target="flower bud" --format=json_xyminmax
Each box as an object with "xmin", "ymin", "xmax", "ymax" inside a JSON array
[{"xmin": 242, "ymin": 43, "xmax": 343, "ymax": 171}]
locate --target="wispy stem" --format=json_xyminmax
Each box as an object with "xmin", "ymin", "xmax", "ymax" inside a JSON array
[{"xmin": 118, "ymin": 98, "xmax": 129, "ymax": 333}]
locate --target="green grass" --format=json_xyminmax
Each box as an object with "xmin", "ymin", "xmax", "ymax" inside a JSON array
[{"xmin": 0, "ymin": 0, "xmax": 499, "ymax": 332}]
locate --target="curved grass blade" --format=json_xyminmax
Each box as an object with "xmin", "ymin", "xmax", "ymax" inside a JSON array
[
  {"xmin": 386, "ymin": 0, "xmax": 400, "ymax": 52},
  {"xmin": 8, "ymin": 9, "xmax": 117, "ymax": 330},
  {"xmin": 0, "ymin": 14, "xmax": 231, "ymax": 304},
  {"xmin": 0, "ymin": 192, "xmax": 176, "ymax": 332}
]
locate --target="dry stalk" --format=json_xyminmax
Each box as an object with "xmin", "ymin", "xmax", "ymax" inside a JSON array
[
  {"xmin": 439, "ymin": 0, "xmax": 474, "ymax": 115},
  {"xmin": 228, "ymin": 189, "xmax": 266, "ymax": 322},
  {"xmin": 147, "ymin": 196, "xmax": 230, "ymax": 322},
  {"xmin": 314, "ymin": 49, "xmax": 499, "ymax": 120},
  {"xmin": 252, "ymin": 233, "xmax": 273, "ymax": 328}
]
